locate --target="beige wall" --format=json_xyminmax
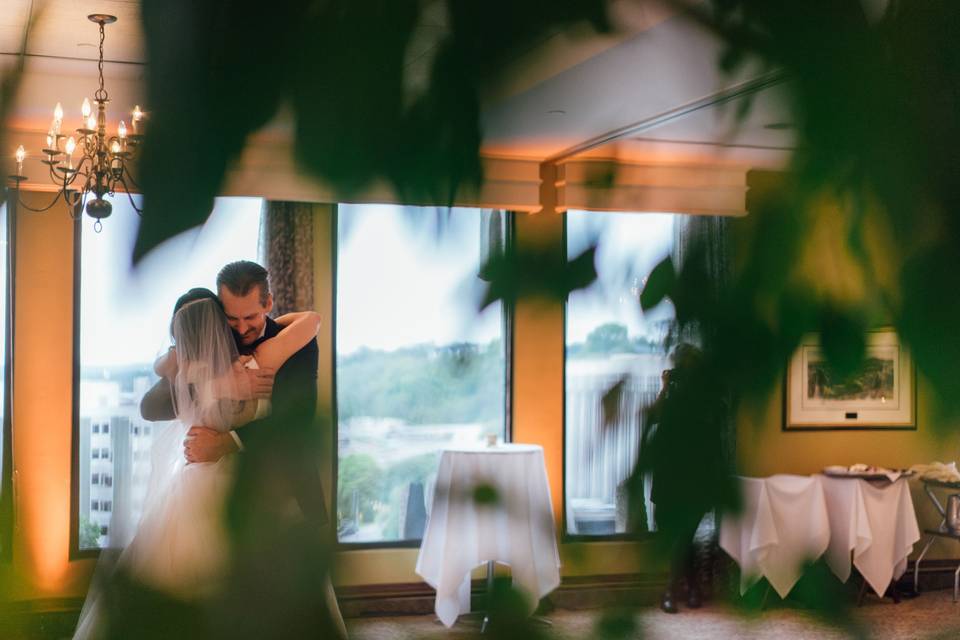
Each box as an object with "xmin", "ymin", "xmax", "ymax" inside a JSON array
[{"xmin": 1, "ymin": 194, "xmax": 96, "ymax": 601}]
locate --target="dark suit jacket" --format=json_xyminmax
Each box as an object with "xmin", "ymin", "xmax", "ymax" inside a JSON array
[{"xmin": 139, "ymin": 316, "xmax": 328, "ymax": 525}]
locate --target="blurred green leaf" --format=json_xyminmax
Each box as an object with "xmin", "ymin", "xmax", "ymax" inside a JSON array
[
  {"xmin": 640, "ymin": 257, "xmax": 675, "ymax": 311},
  {"xmin": 818, "ymin": 306, "xmax": 866, "ymax": 381},
  {"xmin": 479, "ymin": 244, "xmax": 597, "ymax": 309},
  {"xmin": 473, "ymin": 483, "xmax": 499, "ymax": 506}
]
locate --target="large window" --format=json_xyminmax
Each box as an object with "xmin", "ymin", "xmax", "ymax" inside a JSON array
[
  {"xmin": 336, "ymin": 205, "xmax": 508, "ymax": 544},
  {"xmin": 75, "ymin": 196, "xmax": 262, "ymax": 551},
  {"xmin": 565, "ymin": 211, "xmax": 681, "ymax": 537}
]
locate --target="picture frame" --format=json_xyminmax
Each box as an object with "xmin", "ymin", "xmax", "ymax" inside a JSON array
[{"xmin": 784, "ymin": 329, "xmax": 916, "ymax": 430}]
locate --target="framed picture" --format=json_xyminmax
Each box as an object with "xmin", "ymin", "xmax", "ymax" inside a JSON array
[{"xmin": 785, "ymin": 329, "xmax": 915, "ymax": 430}]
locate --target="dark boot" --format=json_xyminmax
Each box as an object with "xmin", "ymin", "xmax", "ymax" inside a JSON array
[
  {"xmin": 660, "ymin": 587, "xmax": 679, "ymax": 613},
  {"xmin": 686, "ymin": 581, "xmax": 703, "ymax": 609}
]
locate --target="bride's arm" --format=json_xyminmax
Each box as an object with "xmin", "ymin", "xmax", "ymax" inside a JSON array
[
  {"xmin": 252, "ymin": 311, "xmax": 321, "ymax": 371},
  {"xmin": 154, "ymin": 346, "xmax": 178, "ymax": 379}
]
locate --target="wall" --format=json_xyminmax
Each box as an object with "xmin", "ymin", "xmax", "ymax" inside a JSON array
[{"xmin": 1, "ymin": 193, "xmax": 95, "ymax": 602}]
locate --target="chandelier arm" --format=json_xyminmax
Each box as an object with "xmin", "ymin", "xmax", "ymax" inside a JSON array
[
  {"xmin": 15, "ymin": 189, "xmax": 64, "ymax": 213},
  {"xmin": 117, "ymin": 176, "xmax": 143, "ymax": 215},
  {"xmin": 121, "ymin": 168, "xmax": 141, "ymax": 190},
  {"xmin": 67, "ymin": 191, "xmax": 86, "ymax": 220}
]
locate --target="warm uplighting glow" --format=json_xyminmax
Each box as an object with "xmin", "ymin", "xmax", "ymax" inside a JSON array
[
  {"xmin": 81, "ymin": 98, "xmax": 92, "ymax": 118},
  {"xmin": 118, "ymin": 120, "xmax": 127, "ymax": 140}
]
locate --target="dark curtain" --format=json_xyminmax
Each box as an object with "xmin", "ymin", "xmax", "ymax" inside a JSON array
[
  {"xmin": 673, "ymin": 214, "xmax": 734, "ymax": 594},
  {"xmin": 260, "ymin": 201, "xmax": 316, "ymax": 316}
]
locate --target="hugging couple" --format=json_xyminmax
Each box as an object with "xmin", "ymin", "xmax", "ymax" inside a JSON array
[{"xmin": 75, "ymin": 260, "xmax": 347, "ymax": 639}]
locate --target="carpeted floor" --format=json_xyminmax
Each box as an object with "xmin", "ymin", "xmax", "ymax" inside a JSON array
[{"xmin": 346, "ymin": 588, "xmax": 960, "ymax": 640}]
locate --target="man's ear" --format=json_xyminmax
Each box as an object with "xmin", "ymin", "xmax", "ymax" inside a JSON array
[{"xmin": 264, "ymin": 293, "xmax": 274, "ymax": 315}]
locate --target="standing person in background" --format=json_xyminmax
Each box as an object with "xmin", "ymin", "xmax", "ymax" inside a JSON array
[{"xmin": 643, "ymin": 343, "xmax": 727, "ymax": 614}]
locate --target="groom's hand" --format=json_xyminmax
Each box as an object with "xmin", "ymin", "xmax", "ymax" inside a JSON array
[{"xmin": 184, "ymin": 426, "xmax": 239, "ymax": 463}]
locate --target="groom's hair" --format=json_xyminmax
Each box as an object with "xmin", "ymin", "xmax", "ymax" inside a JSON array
[{"xmin": 217, "ymin": 260, "xmax": 271, "ymax": 305}]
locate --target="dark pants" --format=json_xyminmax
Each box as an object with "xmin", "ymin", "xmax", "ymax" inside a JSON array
[{"xmin": 655, "ymin": 504, "xmax": 705, "ymax": 591}]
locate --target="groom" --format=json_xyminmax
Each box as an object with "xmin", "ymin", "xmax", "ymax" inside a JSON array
[{"xmin": 139, "ymin": 260, "xmax": 328, "ymax": 526}]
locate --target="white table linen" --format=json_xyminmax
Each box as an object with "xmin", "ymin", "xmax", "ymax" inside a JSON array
[
  {"xmin": 415, "ymin": 444, "xmax": 561, "ymax": 628},
  {"xmin": 720, "ymin": 475, "xmax": 831, "ymax": 598},
  {"xmin": 819, "ymin": 475, "xmax": 921, "ymax": 596}
]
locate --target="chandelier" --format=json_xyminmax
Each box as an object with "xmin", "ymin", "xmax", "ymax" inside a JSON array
[{"xmin": 7, "ymin": 14, "xmax": 144, "ymax": 232}]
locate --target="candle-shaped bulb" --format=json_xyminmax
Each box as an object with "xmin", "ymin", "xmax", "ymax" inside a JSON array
[
  {"xmin": 65, "ymin": 136, "xmax": 76, "ymax": 156},
  {"xmin": 132, "ymin": 105, "xmax": 143, "ymax": 122},
  {"xmin": 54, "ymin": 102, "xmax": 64, "ymax": 123},
  {"xmin": 46, "ymin": 132, "xmax": 53, "ymax": 149},
  {"xmin": 118, "ymin": 120, "xmax": 127, "ymax": 139},
  {"xmin": 81, "ymin": 98, "xmax": 91, "ymax": 119},
  {"xmin": 15, "ymin": 145, "xmax": 25, "ymax": 166},
  {"xmin": 86, "ymin": 115, "xmax": 97, "ymax": 131},
  {"xmin": 111, "ymin": 140, "xmax": 121, "ymax": 154}
]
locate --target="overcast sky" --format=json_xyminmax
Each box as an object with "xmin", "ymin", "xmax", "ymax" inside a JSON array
[{"xmin": 566, "ymin": 210, "xmax": 677, "ymax": 345}]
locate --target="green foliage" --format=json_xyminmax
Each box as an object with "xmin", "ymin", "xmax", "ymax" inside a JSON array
[
  {"xmin": 568, "ymin": 323, "xmax": 660, "ymax": 357},
  {"xmin": 586, "ymin": 323, "xmax": 630, "ymax": 354},
  {"xmin": 336, "ymin": 453, "xmax": 383, "ymax": 528},
  {"xmin": 337, "ymin": 341, "xmax": 504, "ymax": 425},
  {"xmin": 378, "ymin": 453, "xmax": 439, "ymax": 539},
  {"xmin": 79, "ymin": 515, "xmax": 102, "ymax": 549},
  {"xmin": 134, "ymin": 0, "xmax": 610, "ymax": 261}
]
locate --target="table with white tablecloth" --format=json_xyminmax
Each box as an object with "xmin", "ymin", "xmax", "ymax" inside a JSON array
[
  {"xmin": 720, "ymin": 474, "xmax": 920, "ymax": 599},
  {"xmin": 415, "ymin": 444, "xmax": 561, "ymax": 628}
]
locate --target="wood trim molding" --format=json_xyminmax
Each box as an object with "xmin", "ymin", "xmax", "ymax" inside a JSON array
[{"xmin": 555, "ymin": 158, "xmax": 748, "ymax": 216}]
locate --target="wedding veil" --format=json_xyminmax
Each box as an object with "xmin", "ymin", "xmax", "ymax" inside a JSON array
[{"xmin": 171, "ymin": 298, "xmax": 243, "ymax": 432}]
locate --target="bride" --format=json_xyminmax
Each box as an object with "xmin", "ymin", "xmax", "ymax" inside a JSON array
[{"xmin": 74, "ymin": 291, "xmax": 321, "ymax": 639}]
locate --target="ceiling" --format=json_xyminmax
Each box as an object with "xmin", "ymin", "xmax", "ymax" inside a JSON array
[{"xmin": 2, "ymin": 0, "xmax": 794, "ymax": 170}]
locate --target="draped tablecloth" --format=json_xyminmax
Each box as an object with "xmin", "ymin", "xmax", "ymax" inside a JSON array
[
  {"xmin": 720, "ymin": 475, "xmax": 831, "ymax": 598},
  {"xmin": 721, "ymin": 474, "xmax": 920, "ymax": 599},
  {"xmin": 819, "ymin": 475, "xmax": 920, "ymax": 596},
  {"xmin": 415, "ymin": 444, "xmax": 561, "ymax": 628}
]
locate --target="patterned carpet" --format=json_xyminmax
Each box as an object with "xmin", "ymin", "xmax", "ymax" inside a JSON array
[{"xmin": 346, "ymin": 588, "xmax": 960, "ymax": 640}]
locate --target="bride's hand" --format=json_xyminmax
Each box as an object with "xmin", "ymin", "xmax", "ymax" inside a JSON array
[{"xmin": 212, "ymin": 360, "xmax": 275, "ymax": 400}]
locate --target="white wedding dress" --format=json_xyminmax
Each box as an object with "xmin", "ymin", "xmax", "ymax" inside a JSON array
[{"xmin": 73, "ymin": 356, "xmax": 268, "ymax": 640}]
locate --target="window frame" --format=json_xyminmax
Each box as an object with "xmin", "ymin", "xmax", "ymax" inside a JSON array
[
  {"xmin": 0, "ymin": 193, "xmax": 16, "ymax": 562},
  {"xmin": 69, "ymin": 216, "xmax": 96, "ymax": 558},
  {"xmin": 332, "ymin": 206, "xmax": 516, "ymax": 550}
]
